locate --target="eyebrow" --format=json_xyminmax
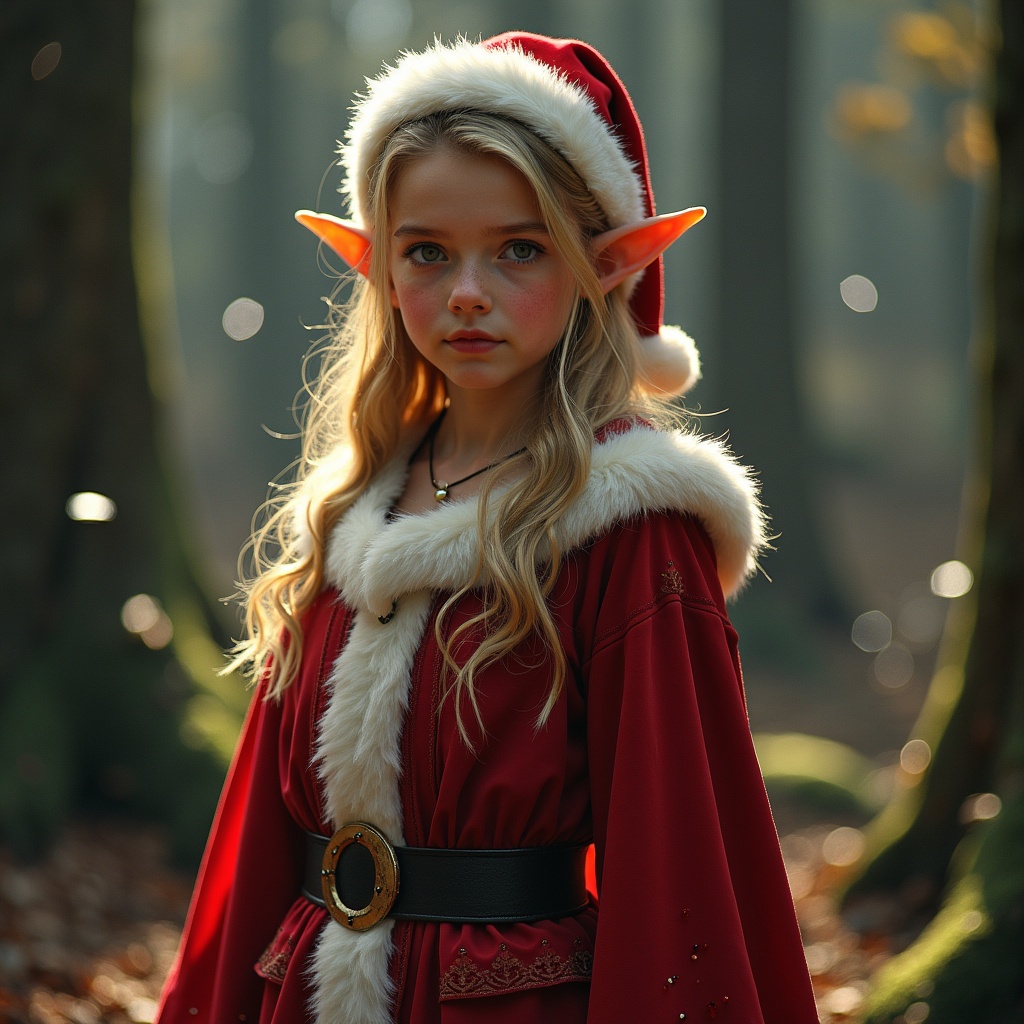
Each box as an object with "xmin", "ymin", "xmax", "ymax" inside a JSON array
[{"xmin": 392, "ymin": 221, "xmax": 550, "ymax": 239}]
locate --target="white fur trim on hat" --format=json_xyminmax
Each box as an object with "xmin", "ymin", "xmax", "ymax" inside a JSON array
[
  {"xmin": 638, "ymin": 325, "xmax": 701, "ymax": 395},
  {"xmin": 340, "ymin": 38, "xmax": 645, "ymax": 230}
]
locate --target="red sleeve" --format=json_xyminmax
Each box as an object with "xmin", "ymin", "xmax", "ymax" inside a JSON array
[
  {"xmin": 155, "ymin": 681, "xmax": 305, "ymax": 1023},
  {"xmin": 583, "ymin": 514, "xmax": 817, "ymax": 1024}
]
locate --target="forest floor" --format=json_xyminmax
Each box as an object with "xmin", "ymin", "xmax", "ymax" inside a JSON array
[{"xmin": 0, "ymin": 818, "xmax": 917, "ymax": 1024}]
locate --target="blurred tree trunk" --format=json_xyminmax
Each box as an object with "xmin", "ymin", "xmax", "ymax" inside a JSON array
[
  {"xmin": 0, "ymin": 0, "xmax": 241, "ymax": 865},
  {"xmin": 853, "ymin": 2, "xmax": 1024, "ymax": 1018},
  {"xmin": 716, "ymin": 0, "xmax": 846, "ymax": 632}
]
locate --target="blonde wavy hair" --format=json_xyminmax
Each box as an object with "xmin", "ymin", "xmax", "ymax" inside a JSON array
[{"xmin": 229, "ymin": 109, "xmax": 678, "ymax": 741}]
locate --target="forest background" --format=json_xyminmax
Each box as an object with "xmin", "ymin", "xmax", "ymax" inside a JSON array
[{"xmin": 1, "ymin": 0, "xmax": 1021, "ymax": 1022}]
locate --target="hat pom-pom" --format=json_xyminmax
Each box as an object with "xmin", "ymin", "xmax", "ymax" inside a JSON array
[{"xmin": 638, "ymin": 325, "xmax": 701, "ymax": 396}]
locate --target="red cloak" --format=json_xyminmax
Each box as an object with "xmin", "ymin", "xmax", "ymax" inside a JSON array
[{"xmin": 157, "ymin": 423, "xmax": 819, "ymax": 1024}]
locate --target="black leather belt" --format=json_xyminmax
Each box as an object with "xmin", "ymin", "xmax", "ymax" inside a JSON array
[{"xmin": 302, "ymin": 822, "xmax": 589, "ymax": 931}]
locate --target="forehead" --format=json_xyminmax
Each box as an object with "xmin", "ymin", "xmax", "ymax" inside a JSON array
[{"xmin": 387, "ymin": 146, "xmax": 544, "ymax": 229}]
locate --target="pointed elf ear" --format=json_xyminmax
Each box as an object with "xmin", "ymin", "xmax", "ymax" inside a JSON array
[
  {"xmin": 593, "ymin": 208, "xmax": 706, "ymax": 295},
  {"xmin": 295, "ymin": 210, "xmax": 373, "ymax": 276}
]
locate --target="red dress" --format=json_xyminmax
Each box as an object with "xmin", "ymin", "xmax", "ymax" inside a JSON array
[{"xmin": 156, "ymin": 423, "xmax": 819, "ymax": 1024}]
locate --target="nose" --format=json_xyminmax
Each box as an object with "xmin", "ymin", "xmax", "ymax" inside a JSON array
[{"xmin": 447, "ymin": 260, "xmax": 491, "ymax": 314}]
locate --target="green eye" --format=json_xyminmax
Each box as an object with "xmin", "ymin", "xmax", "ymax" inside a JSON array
[
  {"xmin": 505, "ymin": 241, "xmax": 540, "ymax": 262},
  {"xmin": 416, "ymin": 244, "xmax": 443, "ymax": 262}
]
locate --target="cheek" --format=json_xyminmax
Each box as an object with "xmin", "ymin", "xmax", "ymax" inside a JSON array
[
  {"xmin": 511, "ymin": 279, "xmax": 576, "ymax": 335},
  {"xmin": 391, "ymin": 283, "xmax": 433, "ymax": 328}
]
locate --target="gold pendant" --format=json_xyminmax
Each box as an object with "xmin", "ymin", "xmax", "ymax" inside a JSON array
[{"xmin": 434, "ymin": 486, "xmax": 448, "ymax": 502}]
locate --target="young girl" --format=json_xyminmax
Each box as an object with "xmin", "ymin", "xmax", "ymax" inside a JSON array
[{"xmin": 157, "ymin": 32, "xmax": 819, "ymax": 1024}]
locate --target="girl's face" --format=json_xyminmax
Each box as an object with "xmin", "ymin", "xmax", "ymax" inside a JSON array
[{"xmin": 386, "ymin": 146, "xmax": 577, "ymax": 404}]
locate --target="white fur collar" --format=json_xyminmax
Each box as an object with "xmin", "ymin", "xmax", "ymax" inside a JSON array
[{"xmin": 322, "ymin": 423, "xmax": 766, "ymax": 617}]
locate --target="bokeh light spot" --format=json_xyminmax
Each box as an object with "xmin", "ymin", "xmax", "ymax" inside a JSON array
[
  {"xmin": 825, "ymin": 986, "xmax": 865, "ymax": 1015},
  {"xmin": 121, "ymin": 594, "xmax": 173, "ymax": 650},
  {"xmin": 821, "ymin": 827, "xmax": 865, "ymax": 867},
  {"xmin": 960, "ymin": 910, "xmax": 984, "ymax": 933},
  {"xmin": 804, "ymin": 942, "xmax": 838, "ymax": 976},
  {"xmin": 786, "ymin": 864, "xmax": 815, "ymax": 901},
  {"xmin": 31, "ymin": 42, "xmax": 62, "ymax": 80},
  {"xmin": 904, "ymin": 1001, "xmax": 930, "ymax": 1024},
  {"xmin": 222, "ymin": 297, "xmax": 265, "ymax": 340},
  {"xmin": 852, "ymin": 610, "xmax": 892, "ymax": 652},
  {"xmin": 126, "ymin": 996, "xmax": 158, "ymax": 1023},
  {"xmin": 66, "ymin": 491, "xmax": 117, "ymax": 522},
  {"xmin": 874, "ymin": 642, "xmax": 914, "ymax": 689},
  {"xmin": 946, "ymin": 101, "xmax": 996, "ymax": 179},
  {"xmin": 194, "ymin": 112, "xmax": 254, "ymax": 185},
  {"xmin": 930, "ymin": 560, "xmax": 973, "ymax": 598},
  {"xmin": 891, "ymin": 11, "xmax": 976, "ymax": 86},
  {"xmin": 900, "ymin": 739, "xmax": 932, "ymax": 775},
  {"xmin": 142, "ymin": 618, "xmax": 173, "ymax": 650},
  {"xmin": 835, "ymin": 84, "xmax": 912, "ymax": 135},
  {"xmin": 121, "ymin": 594, "xmax": 161, "ymax": 634},
  {"xmin": 959, "ymin": 792, "xmax": 1001, "ymax": 824},
  {"xmin": 840, "ymin": 274, "xmax": 878, "ymax": 312}
]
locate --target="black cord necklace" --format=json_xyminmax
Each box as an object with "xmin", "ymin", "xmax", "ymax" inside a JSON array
[{"xmin": 425, "ymin": 410, "xmax": 527, "ymax": 502}]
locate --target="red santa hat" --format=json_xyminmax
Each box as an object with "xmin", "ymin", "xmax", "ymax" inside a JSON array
[{"xmin": 339, "ymin": 32, "xmax": 702, "ymax": 395}]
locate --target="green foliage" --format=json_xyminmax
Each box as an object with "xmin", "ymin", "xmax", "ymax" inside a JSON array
[
  {"xmin": 864, "ymin": 792, "xmax": 1024, "ymax": 1024},
  {"xmin": 765, "ymin": 775, "xmax": 874, "ymax": 819},
  {"xmin": 0, "ymin": 616, "xmax": 241, "ymax": 868},
  {"xmin": 755, "ymin": 731, "xmax": 880, "ymax": 818},
  {"xmin": 166, "ymin": 593, "xmax": 251, "ymax": 763}
]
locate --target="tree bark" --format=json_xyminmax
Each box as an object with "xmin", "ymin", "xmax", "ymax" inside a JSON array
[
  {"xmin": 716, "ymin": 0, "xmax": 846, "ymax": 630},
  {"xmin": 0, "ymin": 0, "xmax": 236, "ymax": 865}
]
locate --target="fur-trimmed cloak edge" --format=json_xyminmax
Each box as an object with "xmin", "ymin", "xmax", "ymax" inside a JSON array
[{"xmin": 304, "ymin": 422, "xmax": 767, "ymax": 1023}]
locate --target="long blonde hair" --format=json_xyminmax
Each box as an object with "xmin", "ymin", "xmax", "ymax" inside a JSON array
[{"xmin": 229, "ymin": 109, "xmax": 675, "ymax": 739}]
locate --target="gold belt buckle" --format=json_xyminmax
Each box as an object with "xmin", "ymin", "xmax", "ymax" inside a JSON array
[{"xmin": 320, "ymin": 821, "xmax": 400, "ymax": 930}]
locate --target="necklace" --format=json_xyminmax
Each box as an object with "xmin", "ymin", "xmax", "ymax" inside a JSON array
[{"xmin": 425, "ymin": 410, "xmax": 527, "ymax": 502}]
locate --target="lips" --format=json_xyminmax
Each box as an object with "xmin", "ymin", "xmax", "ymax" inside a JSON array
[{"xmin": 445, "ymin": 331, "xmax": 502, "ymax": 352}]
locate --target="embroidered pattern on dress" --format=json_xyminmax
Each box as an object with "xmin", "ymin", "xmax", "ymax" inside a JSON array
[
  {"xmin": 659, "ymin": 559, "xmax": 719, "ymax": 610},
  {"xmin": 256, "ymin": 928, "xmax": 296, "ymax": 983},
  {"xmin": 660, "ymin": 560, "xmax": 686, "ymax": 596},
  {"xmin": 439, "ymin": 947, "xmax": 594, "ymax": 999}
]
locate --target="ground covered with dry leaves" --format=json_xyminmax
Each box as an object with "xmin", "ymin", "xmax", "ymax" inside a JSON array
[
  {"xmin": 0, "ymin": 820, "xmax": 904, "ymax": 1024},
  {"xmin": 0, "ymin": 826, "xmax": 190, "ymax": 1024}
]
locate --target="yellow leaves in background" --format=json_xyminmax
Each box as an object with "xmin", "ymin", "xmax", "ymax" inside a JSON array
[{"xmin": 833, "ymin": 3, "xmax": 996, "ymax": 182}]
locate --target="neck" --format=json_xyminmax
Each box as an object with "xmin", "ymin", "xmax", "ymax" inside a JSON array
[{"xmin": 434, "ymin": 385, "xmax": 538, "ymax": 463}]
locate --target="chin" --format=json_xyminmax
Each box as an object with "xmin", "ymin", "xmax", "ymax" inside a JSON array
[{"xmin": 443, "ymin": 370, "xmax": 509, "ymax": 391}]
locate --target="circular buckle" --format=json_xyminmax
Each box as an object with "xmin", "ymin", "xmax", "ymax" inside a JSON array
[{"xmin": 320, "ymin": 822, "xmax": 400, "ymax": 931}]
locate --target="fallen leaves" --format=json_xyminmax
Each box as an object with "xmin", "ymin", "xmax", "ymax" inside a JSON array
[{"xmin": 0, "ymin": 825, "xmax": 190, "ymax": 1024}]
